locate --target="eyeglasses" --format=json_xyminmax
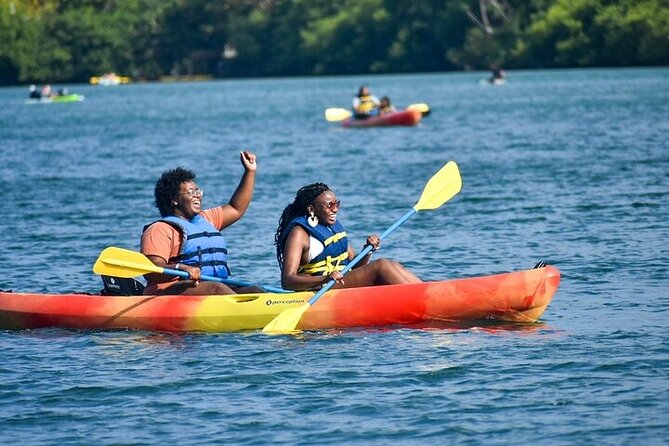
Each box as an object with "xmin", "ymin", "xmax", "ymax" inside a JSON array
[
  {"xmin": 315, "ymin": 200, "xmax": 341, "ymax": 210},
  {"xmin": 180, "ymin": 188, "xmax": 204, "ymax": 198}
]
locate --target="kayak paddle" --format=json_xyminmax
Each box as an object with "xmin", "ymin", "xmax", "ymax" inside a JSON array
[
  {"xmin": 406, "ymin": 103, "xmax": 430, "ymax": 116},
  {"xmin": 325, "ymin": 108, "xmax": 352, "ymax": 122},
  {"xmin": 262, "ymin": 160, "xmax": 462, "ymax": 334},
  {"xmin": 325, "ymin": 103, "xmax": 431, "ymax": 122},
  {"xmin": 93, "ymin": 246, "xmax": 288, "ymax": 293}
]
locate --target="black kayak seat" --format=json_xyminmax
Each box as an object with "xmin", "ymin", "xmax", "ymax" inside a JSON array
[{"xmin": 100, "ymin": 275, "xmax": 145, "ymax": 296}]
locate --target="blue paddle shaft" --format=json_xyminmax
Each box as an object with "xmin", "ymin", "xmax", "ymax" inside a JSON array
[
  {"xmin": 162, "ymin": 267, "xmax": 287, "ymax": 294},
  {"xmin": 308, "ymin": 208, "xmax": 417, "ymax": 305}
]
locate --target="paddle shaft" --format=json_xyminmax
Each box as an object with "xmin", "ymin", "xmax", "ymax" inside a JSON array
[
  {"xmin": 161, "ymin": 267, "xmax": 287, "ymax": 294},
  {"xmin": 308, "ymin": 208, "xmax": 417, "ymax": 305}
]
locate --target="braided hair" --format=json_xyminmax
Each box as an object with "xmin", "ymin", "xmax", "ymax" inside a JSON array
[
  {"xmin": 154, "ymin": 167, "xmax": 196, "ymax": 217},
  {"xmin": 275, "ymin": 182, "xmax": 330, "ymax": 268}
]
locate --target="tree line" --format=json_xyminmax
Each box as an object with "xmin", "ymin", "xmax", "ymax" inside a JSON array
[{"xmin": 1, "ymin": 0, "xmax": 667, "ymax": 85}]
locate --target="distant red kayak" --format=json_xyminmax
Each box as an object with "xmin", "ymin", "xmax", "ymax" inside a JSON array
[{"xmin": 342, "ymin": 109, "xmax": 422, "ymax": 128}]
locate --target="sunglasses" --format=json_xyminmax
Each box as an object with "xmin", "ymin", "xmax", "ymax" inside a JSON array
[
  {"xmin": 315, "ymin": 200, "xmax": 341, "ymax": 210},
  {"xmin": 180, "ymin": 188, "xmax": 204, "ymax": 198}
]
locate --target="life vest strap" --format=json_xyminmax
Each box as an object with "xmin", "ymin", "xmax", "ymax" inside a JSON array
[
  {"xmin": 298, "ymin": 252, "xmax": 349, "ymax": 276},
  {"xmin": 187, "ymin": 231, "xmax": 223, "ymax": 240},
  {"xmin": 170, "ymin": 247, "xmax": 228, "ymax": 263},
  {"xmin": 323, "ymin": 231, "xmax": 347, "ymax": 246},
  {"xmin": 194, "ymin": 260, "xmax": 229, "ymax": 268}
]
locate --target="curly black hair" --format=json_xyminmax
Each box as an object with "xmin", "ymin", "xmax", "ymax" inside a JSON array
[
  {"xmin": 274, "ymin": 182, "xmax": 330, "ymax": 268},
  {"xmin": 154, "ymin": 167, "xmax": 196, "ymax": 217}
]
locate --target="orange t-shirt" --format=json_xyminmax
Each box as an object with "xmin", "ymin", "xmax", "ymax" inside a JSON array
[{"xmin": 140, "ymin": 208, "xmax": 226, "ymax": 294}]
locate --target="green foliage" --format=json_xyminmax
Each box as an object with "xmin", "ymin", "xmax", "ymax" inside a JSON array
[
  {"xmin": 1, "ymin": 0, "xmax": 667, "ymax": 85},
  {"xmin": 384, "ymin": 1, "xmax": 462, "ymax": 72},
  {"xmin": 596, "ymin": 0, "xmax": 669, "ymax": 66},
  {"xmin": 518, "ymin": 0, "xmax": 669, "ymax": 67},
  {"xmin": 299, "ymin": 0, "xmax": 392, "ymax": 74},
  {"xmin": 0, "ymin": 0, "xmax": 45, "ymax": 83}
]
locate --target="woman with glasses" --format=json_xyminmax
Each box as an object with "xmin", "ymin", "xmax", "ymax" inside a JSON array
[
  {"xmin": 140, "ymin": 151, "xmax": 260, "ymax": 295},
  {"xmin": 274, "ymin": 183, "xmax": 421, "ymax": 291}
]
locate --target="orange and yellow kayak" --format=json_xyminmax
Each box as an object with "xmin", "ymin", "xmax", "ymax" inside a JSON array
[{"xmin": 0, "ymin": 266, "xmax": 559, "ymax": 332}]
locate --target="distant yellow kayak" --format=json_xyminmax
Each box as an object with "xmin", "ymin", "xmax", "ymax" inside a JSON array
[{"xmin": 89, "ymin": 73, "xmax": 131, "ymax": 86}]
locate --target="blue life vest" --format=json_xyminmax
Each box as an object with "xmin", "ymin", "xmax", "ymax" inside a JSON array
[
  {"xmin": 282, "ymin": 216, "xmax": 349, "ymax": 276},
  {"xmin": 147, "ymin": 214, "xmax": 230, "ymax": 278}
]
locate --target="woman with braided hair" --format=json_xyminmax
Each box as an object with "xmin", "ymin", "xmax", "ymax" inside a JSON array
[{"xmin": 275, "ymin": 183, "xmax": 421, "ymax": 291}]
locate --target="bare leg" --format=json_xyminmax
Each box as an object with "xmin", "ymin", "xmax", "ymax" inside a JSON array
[
  {"xmin": 156, "ymin": 280, "xmax": 236, "ymax": 295},
  {"xmin": 333, "ymin": 258, "xmax": 421, "ymax": 288},
  {"xmin": 231, "ymin": 285, "xmax": 265, "ymax": 294},
  {"xmin": 387, "ymin": 259, "xmax": 421, "ymax": 283}
]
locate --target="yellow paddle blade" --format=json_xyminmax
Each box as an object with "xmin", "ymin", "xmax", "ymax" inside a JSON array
[
  {"xmin": 406, "ymin": 103, "xmax": 430, "ymax": 114},
  {"xmin": 262, "ymin": 302, "xmax": 310, "ymax": 334},
  {"xmin": 93, "ymin": 246, "xmax": 163, "ymax": 277},
  {"xmin": 413, "ymin": 161, "xmax": 462, "ymax": 211},
  {"xmin": 325, "ymin": 108, "xmax": 352, "ymax": 122}
]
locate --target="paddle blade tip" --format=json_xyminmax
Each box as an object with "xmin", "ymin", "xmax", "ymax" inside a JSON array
[
  {"xmin": 414, "ymin": 161, "xmax": 462, "ymax": 211},
  {"xmin": 407, "ymin": 103, "xmax": 430, "ymax": 114},
  {"xmin": 262, "ymin": 303, "xmax": 310, "ymax": 334},
  {"xmin": 92, "ymin": 259, "xmax": 104, "ymax": 275},
  {"xmin": 93, "ymin": 247, "xmax": 121, "ymax": 275},
  {"xmin": 325, "ymin": 108, "xmax": 352, "ymax": 122}
]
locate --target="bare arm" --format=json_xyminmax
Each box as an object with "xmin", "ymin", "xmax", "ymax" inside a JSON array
[
  {"xmin": 218, "ymin": 151, "xmax": 257, "ymax": 229},
  {"xmin": 144, "ymin": 254, "xmax": 201, "ymax": 283},
  {"xmin": 281, "ymin": 227, "xmax": 335, "ymax": 291}
]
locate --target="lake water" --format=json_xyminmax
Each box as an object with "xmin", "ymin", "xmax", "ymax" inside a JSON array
[{"xmin": 1, "ymin": 68, "xmax": 668, "ymax": 445}]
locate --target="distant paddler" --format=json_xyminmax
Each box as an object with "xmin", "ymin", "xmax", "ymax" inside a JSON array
[
  {"xmin": 489, "ymin": 64, "xmax": 507, "ymax": 85},
  {"xmin": 352, "ymin": 85, "xmax": 380, "ymax": 119},
  {"xmin": 378, "ymin": 96, "xmax": 397, "ymax": 115},
  {"xmin": 28, "ymin": 85, "xmax": 41, "ymax": 99}
]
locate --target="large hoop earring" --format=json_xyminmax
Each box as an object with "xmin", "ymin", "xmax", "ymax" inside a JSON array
[{"xmin": 308, "ymin": 210, "xmax": 319, "ymax": 227}]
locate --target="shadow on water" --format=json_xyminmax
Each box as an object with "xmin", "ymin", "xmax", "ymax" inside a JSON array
[
  {"xmin": 319, "ymin": 319, "xmax": 554, "ymax": 335},
  {"xmin": 5, "ymin": 318, "xmax": 554, "ymax": 341}
]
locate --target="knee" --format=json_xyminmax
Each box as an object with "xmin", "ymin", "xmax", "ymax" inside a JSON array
[
  {"xmin": 235, "ymin": 285, "xmax": 264, "ymax": 294},
  {"xmin": 199, "ymin": 282, "xmax": 235, "ymax": 295},
  {"xmin": 373, "ymin": 258, "xmax": 395, "ymax": 272}
]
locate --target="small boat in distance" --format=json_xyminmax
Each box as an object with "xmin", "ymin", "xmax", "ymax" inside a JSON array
[
  {"xmin": 342, "ymin": 109, "xmax": 423, "ymax": 128},
  {"xmin": 89, "ymin": 72, "xmax": 131, "ymax": 86},
  {"xmin": 26, "ymin": 84, "xmax": 84, "ymax": 104},
  {"xmin": 25, "ymin": 94, "xmax": 85, "ymax": 104},
  {"xmin": 325, "ymin": 103, "xmax": 429, "ymax": 128}
]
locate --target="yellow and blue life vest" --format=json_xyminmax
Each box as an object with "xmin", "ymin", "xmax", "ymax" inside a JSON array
[
  {"xmin": 356, "ymin": 95, "xmax": 377, "ymax": 115},
  {"xmin": 283, "ymin": 216, "xmax": 350, "ymax": 276},
  {"xmin": 146, "ymin": 215, "xmax": 230, "ymax": 278}
]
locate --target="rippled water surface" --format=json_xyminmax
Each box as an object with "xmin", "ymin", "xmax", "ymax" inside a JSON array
[{"xmin": 1, "ymin": 68, "xmax": 668, "ymax": 445}]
